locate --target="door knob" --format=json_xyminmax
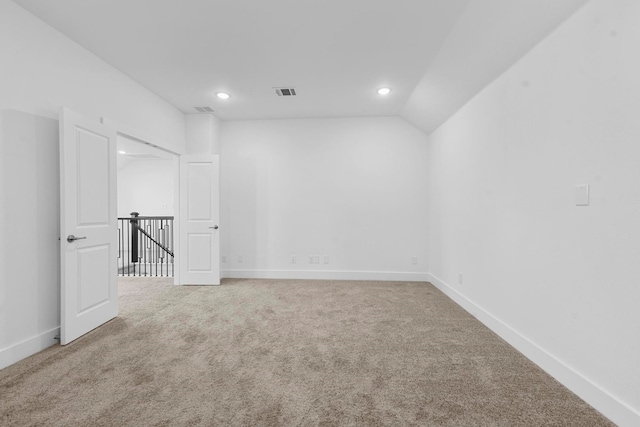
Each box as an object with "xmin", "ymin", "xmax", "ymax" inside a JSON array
[{"xmin": 67, "ymin": 235, "xmax": 87, "ymax": 243}]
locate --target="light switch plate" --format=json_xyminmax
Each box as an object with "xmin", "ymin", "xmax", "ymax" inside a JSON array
[{"xmin": 575, "ymin": 184, "xmax": 590, "ymax": 206}]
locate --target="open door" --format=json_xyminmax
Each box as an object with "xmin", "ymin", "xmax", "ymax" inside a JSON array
[
  {"xmin": 179, "ymin": 154, "xmax": 220, "ymax": 285},
  {"xmin": 59, "ymin": 108, "xmax": 118, "ymax": 344}
]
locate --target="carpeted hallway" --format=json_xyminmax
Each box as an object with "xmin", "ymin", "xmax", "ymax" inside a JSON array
[{"xmin": 0, "ymin": 278, "xmax": 612, "ymax": 426}]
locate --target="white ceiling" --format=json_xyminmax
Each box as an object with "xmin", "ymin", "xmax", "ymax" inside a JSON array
[
  {"xmin": 401, "ymin": 0, "xmax": 590, "ymax": 133},
  {"xmin": 14, "ymin": 0, "xmax": 589, "ymax": 133}
]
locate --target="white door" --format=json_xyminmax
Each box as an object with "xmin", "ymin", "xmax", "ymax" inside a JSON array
[
  {"xmin": 59, "ymin": 108, "xmax": 118, "ymax": 344},
  {"xmin": 179, "ymin": 155, "xmax": 220, "ymax": 285}
]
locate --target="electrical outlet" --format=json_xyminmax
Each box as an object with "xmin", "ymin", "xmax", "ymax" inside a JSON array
[
  {"xmin": 323, "ymin": 256, "xmax": 329, "ymax": 264},
  {"xmin": 309, "ymin": 256, "xmax": 314, "ymax": 264},
  {"xmin": 237, "ymin": 255, "xmax": 243, "ymax": 264},
  {"xmin": 291, "ymin": 255, "xmax": 296, "ymax": 264},
  {"xmin": 411, "ymin": 256, "xmax": 418, "ymax": 265},
  {"xmin": 221, "ymin": 255, "xmax": 227, "ymax": 264},
  {"xmin": 458, "ymin": 272, "xmax": 463, "ymax": 284}
]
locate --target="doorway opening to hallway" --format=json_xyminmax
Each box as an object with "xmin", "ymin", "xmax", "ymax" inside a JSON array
[{"xmin": 116, "ymin": 135, "xmax": 176, "ymax": 278}]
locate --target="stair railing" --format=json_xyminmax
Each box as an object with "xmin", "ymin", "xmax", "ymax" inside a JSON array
[{"xmin": 118, "ymin": 212, "xmax": 174, "ymax": 277}]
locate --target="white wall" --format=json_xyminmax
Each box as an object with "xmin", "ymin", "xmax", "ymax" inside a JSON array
[
  {"xmin": 0, "ymin": 0, "xmax": 186, "ymax": 369},
  {"xmin": 220, "ymin": 117, "xmax": 428, "ymax": 281},
  {"xmin": 427, "ymin": 0, "xmax": 640, "ymax": 424},
  {"xmin": 185, "ymin": 114, "xmax": 221, "ymax": 155},
  {"xmin": 117, "ymin": 159, "xmax": 175, "ymax": 218}
]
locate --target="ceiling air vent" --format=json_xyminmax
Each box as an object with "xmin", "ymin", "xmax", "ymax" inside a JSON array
[
  {"xmin": 194, "ymin": 106, "xmax": 215, "ymax": 113},
  {"xmin": 274, "ymin": 87, "xmax": 297, "ymax": 96}
]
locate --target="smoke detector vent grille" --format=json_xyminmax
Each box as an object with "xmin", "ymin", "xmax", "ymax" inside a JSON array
[
  {"xmin": 274, "ymin": 88, "xmax": 297, "ymax": 96},
  {"xmin": 194, "ymin": 106, "xmax": 215, "ymax": 113}
]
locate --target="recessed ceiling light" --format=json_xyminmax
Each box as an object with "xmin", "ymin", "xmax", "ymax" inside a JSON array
[
  {"xmin": 216, "ymin": 92, "xmax": 230, "ymax": 100},
  {"xmin": 118, "ymin": 150, "xmax": 126, "ymax": 154},
  {"xmin": 377, "ymin": 87, "xmax": 391, "ymax": 96}
]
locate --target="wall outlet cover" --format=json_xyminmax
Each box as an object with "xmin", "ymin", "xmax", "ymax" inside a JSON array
[{"xmin": 575, "ymin": 184, "xmax": 590, "ymax": 206}]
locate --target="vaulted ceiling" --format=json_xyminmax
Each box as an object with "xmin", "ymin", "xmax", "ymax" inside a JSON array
[{"xmin": 14, "ymin": 0, "xmax": 588, "ymax": 133}]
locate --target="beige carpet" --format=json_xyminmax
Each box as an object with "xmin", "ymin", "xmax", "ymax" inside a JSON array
[{"xmin": 1, "ymin": 278, "xmax": 613, "ymax": 426}]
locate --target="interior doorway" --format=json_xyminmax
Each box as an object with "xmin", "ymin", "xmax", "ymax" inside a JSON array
[
  {"xmin": 58, "ymin": 109, "xmax": 218, "ymax": 346},
  {"xmin": 116, "ymin": 135, "xmax": 177, "ymax": 278}
]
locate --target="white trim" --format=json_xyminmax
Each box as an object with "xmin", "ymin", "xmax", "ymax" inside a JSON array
[
  {"xmin": 101, "ymin": 117, "xmax": 181, "ymax": 156},
  {"xmin": 0, "ymin": 328, "xmax": 60, "ymax": 370},
  {"xmin": 426, "ymin": 273, "xmax": 640, "ymax": 427},
  {"xmin": 103, "ymin": 115, "xmax": 182, "ymax": 286},
  {"xmin": 222, "ymin": 269, "xmax": 429, "ymax": 282},
  {"xmin": 173, "ymin": 155, "xmax": 181, "ymax": 286}
]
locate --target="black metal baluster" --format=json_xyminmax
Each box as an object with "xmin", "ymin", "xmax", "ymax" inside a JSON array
[
  {"xmin": 163, "ymin": 220, "xmax": 166, "ymax": 277},
  {"xmin": 163, "ymin": 220, "xmax": 167, "ymax": 277},
  {"xmin": 171, "ymin": 220, "xmax": 174, "ymax": 277},
  {"xmin": 139, "ymin": 221, "xmax": 142, "ymax": 277},
  {"xmin": 119, "ymin": 221, "xmax": 124, "ymax": 276},
  {"xmin": 140, "ymin": 218, "xmax": 144, "ymax": 277},
  {"xmin": 122, "ymin": 221, "xmax": 125, "ymax": 275},
  {"xmin": 117, "ymin": 215, "xmax": 174, "ymax": 278},
  {"xmin": 171, "ymin": 222, "xmax": 173, "ymax": 276},
  {"xmin": 129, "ymin": 218, "xmax": 132, "ymax": 276},
  {"xmin": 154, "ymin": 219, "xmax": 158, "ymax": 277},
  {"xmin": 148, "ymin": 219, "xmax": 152, "ymax": 276},
  {"xmin": 158, "ymin": 220, "xmax": 162, "ymax": 277},
  {"xmin": 135, "ymin": 219, "xmax": 138, "ymax": 277},
  {"xmin": 117, "ymin": 225, "xmax": 121, "ymax": 276},
  {"xmin": 130, "ymin": 212, "xmax": 139, "ymax": 276},
  {"xmin": 146, "ymin": 218, "xmax": 150, "ymax": 276},
  {"xmin": 145, "ymin": 219, "xmax": 149, "ymax": 277},
  {"xmin": 149, "ymin": 220, "xmax": 152, "ymax": 276},
  {"xmin": 143, "ymin": 218, "xmax": 147, "ymax": 277},
  {"xmin": 153, "ymin": 219, "xmax": 156, "ymax": 276}
]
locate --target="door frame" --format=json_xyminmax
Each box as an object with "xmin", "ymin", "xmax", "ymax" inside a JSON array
[{"xmin": 101, "ymin": 117, "xmax": 182, "ymax": 285}]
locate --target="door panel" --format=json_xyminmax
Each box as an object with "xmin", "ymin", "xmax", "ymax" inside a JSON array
[
  {"xmin": 179, "ymin": 155, "xmax": 220, "ymax": 285},
  {"xmin": 76, "ymin": 128, "xmax": 110, "ymax": 225},
  {"xmin": 187, "ymin": 163, "xmax": 213, "ymax": 220},
  {"xmin": 188, "ymin": 234, "xmax": 212, "ymax": 271},
  {"xmin": 77, "ymin": 245, "xmax": 110, "ymax": 313},
  {"xmin": 60, "ymin": 108, "xmax": 117, "ymax": 344}
]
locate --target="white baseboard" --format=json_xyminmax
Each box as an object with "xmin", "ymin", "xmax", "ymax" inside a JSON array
[
  {"xmin": 222, "ymin": 269, "xmax": 429, "ymax": 282},
  {"xmin": 0, "ymin": 327, "xmax": 60, "ymax": 370},
  {"xmin": 427, "ymin": 273, "xmax": 639, "ymax": 427}
]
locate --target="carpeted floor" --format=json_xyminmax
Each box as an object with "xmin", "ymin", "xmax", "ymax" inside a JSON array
[{"xmin": 0, "ymin": 278, "xmax": 613, "ymax": 426}]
